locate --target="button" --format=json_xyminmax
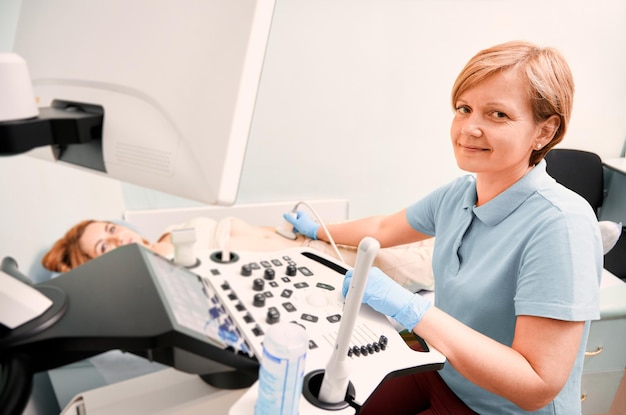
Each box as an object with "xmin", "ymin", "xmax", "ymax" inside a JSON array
[
  {"xmin": 315, "ymin": 282, "xmax": 335, "ymax": 291},
  {"xmin": 240, "ymin": 264, "xmax": 252, "ymax": 276},
  {"xmin": 301, "ymin": 313, "xmax": 318, "ymax": 323},
  {"xmin": 286, "ymin": 264, "xmax": 297, "ymax": 276},
  {"xmin": 264, "ymin": 268, "xmax": 276, "ymax": 280},
  {"xmin": 294, "ymin": 282, "xmax": 309, "ymax": 289},
  {"xmin": 282, "ymin": 302, "xmax": 296, "ymax": 312},
  {"xmin": 379, "ymin": 335, "xmax": 388, "ymax": 347},
  {"xmin": 252, "ymin": 278, "xmax": 264, "ymax": 291},
  {"xmin": 271, "ymin": 259, "xmax": 282, "ymax": 266},
  {"xmin": 298, "ymin": 266, "xmax": 313, "ymax": 276},
  {"xmin": 327, "ymin": 314, "xmax": 341, "ymax": 323},
  {"xmin": 260, "ymin": 260, "xmax": 271, "ymax": 268},
  {"xmin": 281, "ymin": 289, "xmax": 293, "ymax": 298},
  {"xmin": 266, "ymin": 307, "xmax": 280, "ymax": 324},
  {"xmin": 253, "ymin": 293, "xmax": 266, "ymax": 307}
]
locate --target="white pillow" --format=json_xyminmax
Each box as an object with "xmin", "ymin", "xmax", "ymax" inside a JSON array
[{"xmin": 599, "ymin": 221, "xmax": 622, "ymax": 255}]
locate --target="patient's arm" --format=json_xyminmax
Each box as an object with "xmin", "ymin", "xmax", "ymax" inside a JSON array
[
  {"xmin": 148, "ymin": 232, "xmax": 174, "ymax": 257},
  {"xmin": 150, "ymin": 240, "xmax": 174, "ymax": 257},
  {"xmin": 151, "ymin": 216, "xmax": 434, "ymax": 291},
  {"xmin": 227, "ymin": 217, "xmax": 307, "ymax": 251}
]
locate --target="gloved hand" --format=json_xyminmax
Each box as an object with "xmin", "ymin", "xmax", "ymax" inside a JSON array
[
  {"xmin": 343, "ymin": 267, "xmax": 432, "ymax": 331},
  {"xmin": 283, "ymin": 210, "xmax": 320, "ymax": 240}
]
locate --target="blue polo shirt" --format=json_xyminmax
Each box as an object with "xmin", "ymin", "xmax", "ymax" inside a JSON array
[{"xmin": 406, "ymin": 160, "xmax": 602, "ymax": 414}]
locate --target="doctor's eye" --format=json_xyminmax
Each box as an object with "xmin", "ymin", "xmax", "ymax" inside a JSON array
[
  {"xmin": 108, "ymin": 224, "xmax": 117, "ymax": 234},
  {"xmin": 455, "ymin": 105, "xmax": 470, "ymax": 114},
  {"xmin": 490, "ymin": 110, "xmax": 508, "ymax": 119}
]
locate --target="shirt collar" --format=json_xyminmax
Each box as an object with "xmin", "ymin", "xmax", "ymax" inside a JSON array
[{"xmin": 471, "ymin": 159, "xmax": 549, "ymax": 226}]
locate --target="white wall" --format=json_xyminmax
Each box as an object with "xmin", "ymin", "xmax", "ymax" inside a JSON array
[
  {"xmin": 1, "ymin": 0, "xmax": 626, "ymax": 275},
  {"xmin": 239, "ymin": 0, "xmax": 626, "ymax": 217}
]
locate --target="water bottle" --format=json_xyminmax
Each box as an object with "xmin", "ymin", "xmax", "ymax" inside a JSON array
[{"xmin": 255, "ymin": 322, "xmax": 308, "ymax": 415}]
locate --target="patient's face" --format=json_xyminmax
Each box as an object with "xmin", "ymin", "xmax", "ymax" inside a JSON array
[{"xmin": 79, "ymin": 221, "xmax": 148, "ymax": 259}]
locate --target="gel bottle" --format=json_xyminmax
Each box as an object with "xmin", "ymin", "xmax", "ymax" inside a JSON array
[{"xmin": 255, "ymin": 322, "xmax": 308, "ymax": 415}]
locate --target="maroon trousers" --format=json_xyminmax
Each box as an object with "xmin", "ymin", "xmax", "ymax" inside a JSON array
[
  {"xmin": 359, "ymin": 369, "xmax": 479, "ymax": 415},
  {"xmin": 359, "ymin": 338, "xmax": 478, "ymax": 415}
]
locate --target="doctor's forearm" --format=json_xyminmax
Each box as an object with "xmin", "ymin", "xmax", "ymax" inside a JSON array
[
  {"xmin": 317, "ymin": 220, "xmax": 377, "ymax": 247},
  {"xmin": 318, "ymin": 210, "xmax": 426, "ymax": 248},
  {"xmin": 413, "ymin": 307, "xmax": 576, "ymax": 411}
]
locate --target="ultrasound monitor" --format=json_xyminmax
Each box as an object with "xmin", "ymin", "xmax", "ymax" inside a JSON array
[
  {"xmin": 144, "ymin": 247, "xmax": 253, "ymax": 357},
  {"xmin": 12, "ymin": 0, "xmax": 276, "ymax": 205}
]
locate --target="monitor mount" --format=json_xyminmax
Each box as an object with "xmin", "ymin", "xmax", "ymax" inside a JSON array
[{"xmin": 0, "ymin": 99, "xmax": 104, "ymax": 171}]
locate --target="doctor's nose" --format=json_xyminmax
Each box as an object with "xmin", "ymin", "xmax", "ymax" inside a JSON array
[
  {"xmin": 461, "ymin": 120, "xmax": 483, "ymax": 137},
  {"xmin": 457, "ymin": 112, "xmax": 484, "ymax": 137}
]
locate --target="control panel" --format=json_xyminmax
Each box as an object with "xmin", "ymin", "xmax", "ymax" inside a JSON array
[{"xmin": 187, "ymin": 247, "xmax": 445, "ymax": 409}]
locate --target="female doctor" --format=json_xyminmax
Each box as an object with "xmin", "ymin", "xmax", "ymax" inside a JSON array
[{"xmin": 285, "ymin": 40, "xmax": 602, "ymax": 414}]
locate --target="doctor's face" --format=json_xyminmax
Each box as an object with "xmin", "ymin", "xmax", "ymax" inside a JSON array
[
  {"xmin": 79, "ymin": 221, "xmax": 148, "ymax": 259},
  {"xmin": 450, "ymin": 69, "xmax": 547, "ymax": 178}
]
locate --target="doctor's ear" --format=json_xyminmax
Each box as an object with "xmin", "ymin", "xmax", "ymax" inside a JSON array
[{"xmin": 538, "ymin": 115, "xmax": 561, "ymax": 143}]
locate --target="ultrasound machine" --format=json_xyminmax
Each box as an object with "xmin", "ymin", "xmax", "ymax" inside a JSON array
[
  {"xmin": 1, "ymin": 236, "xmax": 445, "ymax": 414},
  {"xmin": 0, "ymin": 1, "xmax": 445, "ymax": 413}
]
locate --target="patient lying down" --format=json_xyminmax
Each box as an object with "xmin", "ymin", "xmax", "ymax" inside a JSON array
[{"xmin": 42, "ymin": 216, "xmax": 435, "ymax": 292}]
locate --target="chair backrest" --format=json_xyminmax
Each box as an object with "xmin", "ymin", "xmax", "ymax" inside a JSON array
[{"xmin": 544, "ymin": 149, "xmax": 604, "ymax": 217}]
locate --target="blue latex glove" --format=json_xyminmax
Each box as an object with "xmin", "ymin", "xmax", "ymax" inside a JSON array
[
  {"xmin": 342, "ymin": 267, "xmax": 432, "ymax": 331},
  {"xmin": 283, "ymin": 210, "xmax": 320, "ymax": 240}
]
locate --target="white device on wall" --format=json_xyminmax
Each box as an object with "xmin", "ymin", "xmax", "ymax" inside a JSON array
[
  {"xmin": 11, "ymin": 0, "xmax": 277, "ymax": 206},
  {"xmin": 0, "ymin": 53, "xmax": 38, "ymax": 123}
]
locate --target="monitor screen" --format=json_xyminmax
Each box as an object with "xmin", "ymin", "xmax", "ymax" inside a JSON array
[
  {"xmin": 13, "ymin": 0, "xmax": 276, "ymax": 205},
  {"xmin": 142, "ymin": 249, "xmax": 252, "ymax": 356}
]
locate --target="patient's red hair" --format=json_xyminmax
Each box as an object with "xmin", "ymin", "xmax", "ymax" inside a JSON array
[{"xmin": 42, "ymin": 219, "xmax": 95, "ymax": 273}]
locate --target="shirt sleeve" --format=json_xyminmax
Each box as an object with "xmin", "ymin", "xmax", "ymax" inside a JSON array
[
  {"xmin": 405, "ymin": 176, "xmax": 474, "ymax": 236},
  {"xmin": 514, "ymin": 211, "xmax": 602, "ymax": 321}
]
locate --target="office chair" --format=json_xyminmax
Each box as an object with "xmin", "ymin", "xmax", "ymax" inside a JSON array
[{"xmin": 544, "ymin": 148, "xmax": 604, "ymax": 217}]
